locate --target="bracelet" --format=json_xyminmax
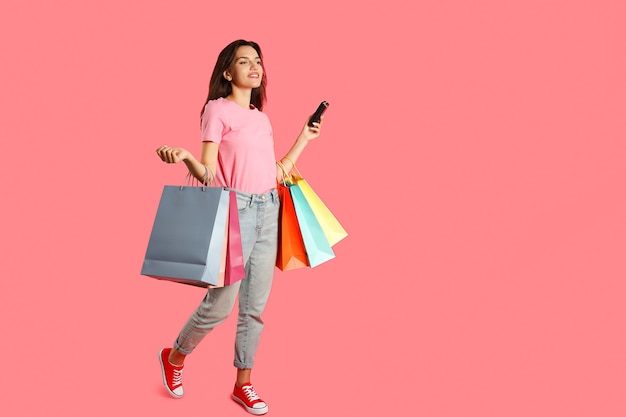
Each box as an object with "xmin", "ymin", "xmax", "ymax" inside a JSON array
[{"xmin": 281, "ymin": 156, "xmax": 295, "ymax": 167}]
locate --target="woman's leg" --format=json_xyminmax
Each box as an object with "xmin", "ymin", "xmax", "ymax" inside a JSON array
[
  {"xmin": 172, "ymin": 282, "xmax": 241, "ymax": 360},
  {"xmin": 230, "ymin": 191, "xmax": 278, "ymax": 415},
  {"xmin": 233, "ymin": 189, "xmax": 279, "ymax": 373}
]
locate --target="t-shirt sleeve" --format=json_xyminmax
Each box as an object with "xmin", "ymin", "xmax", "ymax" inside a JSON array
[{"xmin": 200, "ymin": 101, "xmax": 225, "ymax": 143}]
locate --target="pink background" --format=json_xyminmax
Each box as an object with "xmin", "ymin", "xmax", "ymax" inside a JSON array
[{"xmin": 1, "ymin": 1, "xmax": 625, "ymax": 416}]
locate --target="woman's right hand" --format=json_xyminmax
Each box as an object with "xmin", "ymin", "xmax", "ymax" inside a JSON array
[{"xmin": 155, "ymin": 145, "xmax": 190, "ymax": 164}]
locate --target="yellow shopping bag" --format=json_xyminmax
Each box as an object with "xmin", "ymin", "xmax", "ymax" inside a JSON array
[{"xmin": 289, "ymin": 165, "xmax": 348, "ymax": 247}]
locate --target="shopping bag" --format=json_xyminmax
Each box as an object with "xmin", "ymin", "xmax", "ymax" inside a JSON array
[
  {"xmin": 289, "ymin": 182, "xmax": 335, "ymax": 267},
  {"xmin": 290, "ymin": 172, "xmax": 348, "ymax": 247},
  {"xmin": 209, "ymin": 208, "xmax": 229, "ymax": 288},
  {"xmin": 141, "ymin": 182, "xmax": 230, "ymax": 287},
  {"xmin": 224, "ymin": 190, "xmax": 246, "ymax": 285},
  {"xmin": 276, "ymin": 182, "xmax": 309, "ymax": 271}
]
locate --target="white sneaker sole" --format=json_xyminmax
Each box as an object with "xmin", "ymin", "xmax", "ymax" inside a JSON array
[{"xmin": 231, "ymin": 394, "xmax": 268, "ymax": 415}]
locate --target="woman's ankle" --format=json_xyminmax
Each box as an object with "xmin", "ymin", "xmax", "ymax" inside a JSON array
[
  {"xmin": 168, "ymin": 348, "xmax": 186, "ymax": 366},
  {"xmin": 235, "ymin": 368, "xmax": 252, "ymax": 387}
]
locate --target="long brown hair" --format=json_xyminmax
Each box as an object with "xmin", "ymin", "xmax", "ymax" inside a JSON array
[{"xmin": 200, "ymin": 39, "xmax": 267, "ymax": 120}]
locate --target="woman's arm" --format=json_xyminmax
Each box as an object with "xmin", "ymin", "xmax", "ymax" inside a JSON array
[
  {"xmin": 276, "ymin": 116, "xmax": 323, "ymax": 181},
  {"xmin": 156, "ymin": 141, "xmax": 219, "ymax": 184}
]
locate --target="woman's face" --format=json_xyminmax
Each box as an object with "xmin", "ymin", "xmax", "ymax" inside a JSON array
[{"xmin": 224, "ymin": 45, "xmax": 263, "ymax": 89}]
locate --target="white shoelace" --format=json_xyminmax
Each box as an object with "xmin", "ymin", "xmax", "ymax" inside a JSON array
[
  {"xmin": 242, "ymin": 385, "xmax": 261, "ymax": 401},
  {"xmin": 171, "ymin": 368, "xmax": 183, "ymax": 387}
]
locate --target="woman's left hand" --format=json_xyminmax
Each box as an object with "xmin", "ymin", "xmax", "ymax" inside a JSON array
[
  {"xmin": 299, "ymin": 115, "xmax": 323, "ymax": 142},
  {"xmin": 279, "ymin": 115, "xmax": 323, "ymax": 178}
]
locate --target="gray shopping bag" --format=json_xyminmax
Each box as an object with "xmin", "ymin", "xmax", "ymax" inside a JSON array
[{"xmin": 141, "ymin": 184, "xmax": 230, "ymax": 287}]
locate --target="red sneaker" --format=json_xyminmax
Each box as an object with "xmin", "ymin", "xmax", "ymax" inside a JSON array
[
  {"xmin": 232, "ymin": 382, "xmax": 269, "ymax": 415},
  {"xmin": 159, "ymin": 348, "xmax": 184, "ymax": 398}
]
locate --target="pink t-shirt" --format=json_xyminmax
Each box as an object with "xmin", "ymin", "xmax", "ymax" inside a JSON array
[{"xmin": 201, "ymin": 97, "xmax": 277, "ymax": 194}]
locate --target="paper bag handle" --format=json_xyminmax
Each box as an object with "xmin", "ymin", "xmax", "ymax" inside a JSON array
[{"xmin": 181, "ymin": 166, "xmax": 217, "ymax": 191}]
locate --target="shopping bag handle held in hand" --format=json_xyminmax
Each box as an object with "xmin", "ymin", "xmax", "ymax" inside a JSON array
[
  {"xmin": 181, "ymin": 166, "xmax": 217, "ymax": 191},
  {"xmin": 288, "ymin": 162, "xmax": 303, "ymax": 179},
  {"xmin": 277, "ymin": 160, "xmax": 306, "ymax": 186},
  {"xmin": 276, "ymin": 161, "xmax": 293, "ymax": 186},
  {"xmin": 277, "ymin": 159, "xmax": 305, "ymax": 183}
]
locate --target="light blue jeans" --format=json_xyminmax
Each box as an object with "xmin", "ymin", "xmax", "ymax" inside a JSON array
[{"xmin": 174, "ymin": 188, "xmax": 279, "ymax": 369}]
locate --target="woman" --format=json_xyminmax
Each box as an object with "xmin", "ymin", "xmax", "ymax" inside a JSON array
[{"xmin": 155, "ymin": 39, "xmax": 322, "ymax": 415}]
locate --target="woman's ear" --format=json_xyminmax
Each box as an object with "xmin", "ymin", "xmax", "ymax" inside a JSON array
[{"xmin": 223, "ymin": 70, "xmax": 232, "ymax": 81}]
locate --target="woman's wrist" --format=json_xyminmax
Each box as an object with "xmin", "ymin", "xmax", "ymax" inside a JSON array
[
  {"xmin": 295, "ymin": 134, "xmax": 310, "ymax": 147},
  {"xmin": 280, "ymin": 156, "xmax": 295, "ymax": 172},
  {"xmin": 281, "ymin": 155, "xmax": 295, "ymax": 166}
]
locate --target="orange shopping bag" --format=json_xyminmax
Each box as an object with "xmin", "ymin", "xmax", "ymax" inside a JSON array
[{"xmin": 276, "ymin": 181, "xmax": 309, "ymax": 271}]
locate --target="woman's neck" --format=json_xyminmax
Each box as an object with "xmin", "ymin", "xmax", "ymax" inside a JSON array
[{"xmin": 226, "ymin": 87, "xmax": 253, "ymax": 109}]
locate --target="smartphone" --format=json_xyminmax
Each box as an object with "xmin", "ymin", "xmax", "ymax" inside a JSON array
[{"xmin": 308, "ymin": 101, "xmax": 329, "ymax": 127}]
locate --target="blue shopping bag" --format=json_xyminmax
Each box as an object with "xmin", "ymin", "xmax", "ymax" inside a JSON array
[
  {"xmin": 289, "ymin": 182, "xmax": 335, "ymax": 267},
  {"xmin": 290, "ymin": 171, "xmax": 348, "ymax": 247}
]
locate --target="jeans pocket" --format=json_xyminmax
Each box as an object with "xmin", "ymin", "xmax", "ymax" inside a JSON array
[{"xmin": 236, "ymin": 194, "xmax": 252, "ymax": 213}]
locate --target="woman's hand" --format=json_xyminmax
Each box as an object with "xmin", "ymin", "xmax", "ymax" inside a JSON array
[
  {"xmin": 278, "ymin": 115, "xmax": 325, "ymax": 177},
  {"xmin": 298, "ymin": 115, "xmax": 323, "ymax": 143},
  {"xmin": 155, "ymin": 145, "xmax": 190, "ymax": 164}
]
